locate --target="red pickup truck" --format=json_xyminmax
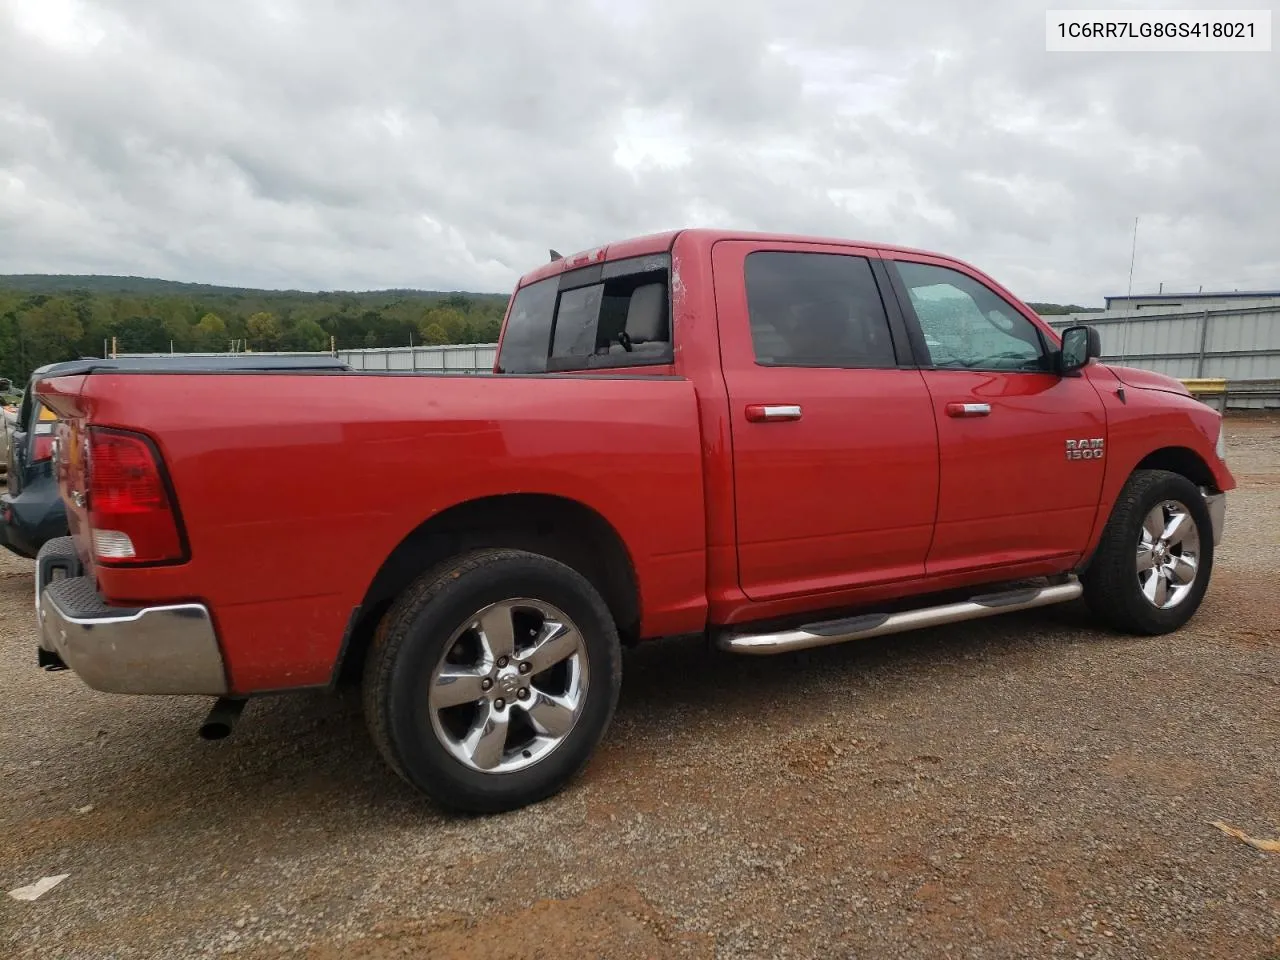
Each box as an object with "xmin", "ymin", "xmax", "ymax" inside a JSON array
[{"xmin": 32, "ymin": 229, "xmax": 1233, "ymax": 813}]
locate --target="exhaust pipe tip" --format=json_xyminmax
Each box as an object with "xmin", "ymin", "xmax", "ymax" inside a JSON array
[{"xmin": 199, "ymin": 697, "xmax": 247, "ymax": 741}]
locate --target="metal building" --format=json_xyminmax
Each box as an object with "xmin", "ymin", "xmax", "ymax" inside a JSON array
[
  {"xmin": 336, "ymin": 343, "xmax": 496, "ymax": 372},
  {"xmin": 1103, "ymin": 290, "xmax": 1280, "ymax": 311},
  {"xmin": 115, "ymin": 344, "xmax": 497, "ymax": 375},
  {"xmin": 1046, "ymin": 302, "xmax": 1280, "ymax": 408}
]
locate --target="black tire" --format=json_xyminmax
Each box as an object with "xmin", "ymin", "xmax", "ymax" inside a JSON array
[
  {"xmin": 1082, "ymin": 469, "xmax": 1215, "ymax": 635},
  {"xmin": 362, "ymin": 548, "xmax": 622, "ymax": 814}
]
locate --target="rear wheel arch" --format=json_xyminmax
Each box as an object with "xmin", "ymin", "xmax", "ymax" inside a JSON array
[{"xmin": 333, "ymin": 494, "xmax": 640, "ymax": 687}]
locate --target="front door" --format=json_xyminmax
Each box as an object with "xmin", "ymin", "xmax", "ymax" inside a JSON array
[
  {"xmin": 713, "ymin": 241, "xmax": 940, "ymax": 603},
  {"xmin": 883, "ymin": 253, "xmax": 1108, "ymax": 576}
]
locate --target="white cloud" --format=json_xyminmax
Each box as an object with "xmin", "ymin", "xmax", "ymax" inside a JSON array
[
  {"xmin": 9, "ymin": 0, "xmax": 106, "ymax": 52},
  {"xmin": 612, "ymin": 107, "xmax": 691, "ymax": 173}
]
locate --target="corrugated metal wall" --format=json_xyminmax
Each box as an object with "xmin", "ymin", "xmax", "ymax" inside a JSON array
[
  {"xmin": 336, "ymin": 343, "xmax": 496, "ymax": 373},
  {"xmin": 1046, "ymin": 304, "xmax": 1280, "ymax": 408},
  {"xmin": 118, "ymin": 344, "xmax": 497, "ymax": 374}
]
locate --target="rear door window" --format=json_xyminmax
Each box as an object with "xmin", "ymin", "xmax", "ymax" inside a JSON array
[{"xmin": 743, "ymin": 252, "xmax": 898, "ymax": 368}]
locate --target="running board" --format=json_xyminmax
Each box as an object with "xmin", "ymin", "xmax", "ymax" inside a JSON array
[{"xmin": 716, "ymin": 578, "xmax": 1083, "ymax": 655}]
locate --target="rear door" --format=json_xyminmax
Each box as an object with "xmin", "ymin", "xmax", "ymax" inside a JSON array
[
  {"xmin": 882, "ymin": 253, "xmax": 1107, "ymax": 575},
  {"xmin": 713, "ymin": 240, "xmax": 939, "ymax": 602}
]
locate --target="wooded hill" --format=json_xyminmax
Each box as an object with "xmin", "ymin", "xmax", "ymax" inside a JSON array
[{"xmin": 0, "ymin": 275, "xmax": 510, "ymax": 385}]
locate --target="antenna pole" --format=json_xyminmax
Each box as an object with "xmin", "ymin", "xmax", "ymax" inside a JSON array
[{"xmin": 1127, "ymin": 216, "xmax": 1139, "ymax": 297}]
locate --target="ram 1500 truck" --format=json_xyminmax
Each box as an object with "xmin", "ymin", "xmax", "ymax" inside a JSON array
[{"xmin": 32, "ymin": 229, "xmax": 1233, "ymax": 813}]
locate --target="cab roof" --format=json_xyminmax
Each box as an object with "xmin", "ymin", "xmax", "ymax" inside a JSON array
[{"xmin": 514, "ymin": 228, "xmax": 961, "ymax": 289}]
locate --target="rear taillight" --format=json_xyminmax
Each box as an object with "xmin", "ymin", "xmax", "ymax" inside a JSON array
[{"xmin": 86, "ymin": 427, "xmax": 186, "ymax": 565}]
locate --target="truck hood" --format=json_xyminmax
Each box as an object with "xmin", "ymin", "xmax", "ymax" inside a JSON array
[{"xmin": 1101, "ymin": 364, "xmax": 1191, "ymax": 397}]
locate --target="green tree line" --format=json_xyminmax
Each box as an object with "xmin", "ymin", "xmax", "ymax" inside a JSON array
[
  {"xmin": 0, "ymin": 277, "xmax": 510, "ymax": 386},
  {"xmin": 1026, "ymin": 301, "xmax": 1099, "ymax": 316}
]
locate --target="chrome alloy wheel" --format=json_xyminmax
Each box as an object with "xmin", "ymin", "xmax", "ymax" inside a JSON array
[
  {"xmin": 428, "ymin": 599, "xmax": 590, "ymax": 774},
  {"xmin": 1136, "ymin": 500, "xmax": 1201, "ymax": 610}
]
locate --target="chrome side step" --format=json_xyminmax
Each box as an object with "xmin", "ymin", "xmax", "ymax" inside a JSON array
[{"xmin": 716, "ymin": 577, "xmax": 1083, "ymax": 655}]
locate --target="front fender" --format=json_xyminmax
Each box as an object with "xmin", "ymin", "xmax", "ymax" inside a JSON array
[{"xmin": 1078, "ymin": 365, "xmax": 1234, "ymax": 566}]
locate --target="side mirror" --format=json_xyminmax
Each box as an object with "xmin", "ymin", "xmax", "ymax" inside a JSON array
[{"xmin": 1059, "ymin": 324, "xmax": 1101, "ymax": 375}]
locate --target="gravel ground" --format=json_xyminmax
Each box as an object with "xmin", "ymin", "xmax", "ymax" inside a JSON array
[{"xmin": 2, "ymin": 417, "xmax": 1277, "ymax": 960}]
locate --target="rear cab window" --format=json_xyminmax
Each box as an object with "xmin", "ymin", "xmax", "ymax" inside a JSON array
[{"xmin": 497, "ymin": 254, "xmax": 673, "ymax": 374}]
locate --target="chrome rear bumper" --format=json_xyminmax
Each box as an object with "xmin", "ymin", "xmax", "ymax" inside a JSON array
[{"xmin": 35, "ymin": 538, "xmax": 227, "ymax": 695}]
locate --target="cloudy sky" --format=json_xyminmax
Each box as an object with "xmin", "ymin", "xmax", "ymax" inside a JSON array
[{"xmin": 1, "ymin": 0, "xmax": 1276, "ymax": 304}]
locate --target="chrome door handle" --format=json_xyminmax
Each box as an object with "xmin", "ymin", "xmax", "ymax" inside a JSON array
[
  {"xmin": 945, "ymin": 402, "xmax": 991, "ymax": 418},
  {"xmin": 745, "ymin": 404, "xmax": 803, "ymax": 423}
]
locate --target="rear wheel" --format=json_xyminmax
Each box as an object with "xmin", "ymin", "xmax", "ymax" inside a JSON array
[
  {"xmin": 362, "ymin": 548, "xmax": 622, "ymax": 813},
  {"xmin": 1082, "ymin": 469, "xmax": 1214, "ymax": 635}
]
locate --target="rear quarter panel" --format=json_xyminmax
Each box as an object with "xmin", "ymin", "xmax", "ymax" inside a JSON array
[{"xmin": 51, "ymin": 372, "xmax": 708, "ymax": 692}]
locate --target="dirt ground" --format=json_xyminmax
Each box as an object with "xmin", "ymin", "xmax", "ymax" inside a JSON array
[{"xmin": 2, "ymin": 417, "xmax": 1277, "ymax": 960}]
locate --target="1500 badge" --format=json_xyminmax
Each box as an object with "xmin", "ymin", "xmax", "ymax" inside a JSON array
[{"xmin": 1066, "ymin": 438, "xmax": 1105, "ymax": 460}]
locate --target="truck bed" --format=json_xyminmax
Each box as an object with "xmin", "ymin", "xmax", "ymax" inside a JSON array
[{"xmin": 36, "ymin": 369, "xmax": 709, "ymax": 691}]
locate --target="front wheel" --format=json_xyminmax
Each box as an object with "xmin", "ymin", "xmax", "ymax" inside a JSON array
[
  {"xmin": 1082, "ymin": 469, "xmax": 1215, "ymax": 635},
  {"xmin": 362, "ymin": 549, "xmax": 622, "ymax": 813}
]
